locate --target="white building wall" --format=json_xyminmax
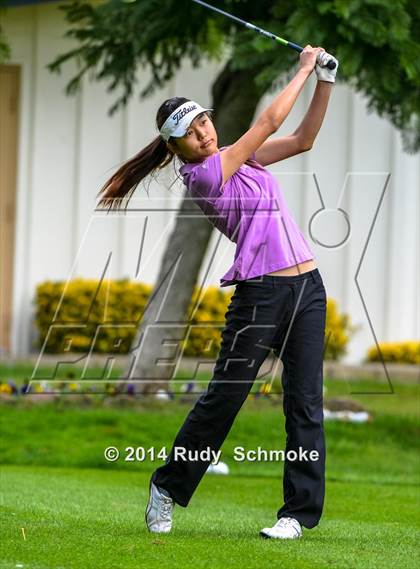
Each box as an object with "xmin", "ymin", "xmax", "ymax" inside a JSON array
[{"xmin": 3, "ymin": 3, "xmax": 419, "ymax": 362}]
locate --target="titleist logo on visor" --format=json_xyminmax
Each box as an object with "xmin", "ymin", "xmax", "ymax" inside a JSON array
[
  {"xmin": 172, "ymin": 104, "xmax": 197, "ymax": 126},
  {"xmin": 159, "ymin": 101, "xmax": 212, "ymax": 141}
]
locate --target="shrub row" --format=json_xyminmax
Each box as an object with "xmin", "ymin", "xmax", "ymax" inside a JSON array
[
  {"xmin": 35, "ymin": 279, "xmax": 354, "ymax": 360},
  {"xmin": 366, "ymin": 341, "xmax": 420, "ymax": 364}
]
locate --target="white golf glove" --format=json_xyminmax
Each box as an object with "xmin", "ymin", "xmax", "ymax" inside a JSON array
[{"xmin": 315, "ymin": 52, "xmax": 339, "ymax": 83}]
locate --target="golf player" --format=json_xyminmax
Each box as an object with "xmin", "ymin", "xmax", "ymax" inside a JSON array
[{"xmin": 98, "ymin": 45, "xmax": 338, "ymax": 539}]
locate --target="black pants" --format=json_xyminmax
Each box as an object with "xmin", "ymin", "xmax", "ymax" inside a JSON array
[{"xmin": 153, "ymin": 268, "xmax": 327, "ymax": 529}]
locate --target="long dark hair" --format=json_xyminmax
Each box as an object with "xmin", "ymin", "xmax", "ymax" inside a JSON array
[
  {"xmin": 96, "ymin": 96, "xmax": 260, "ymax": 211},
  {"xmin": 96, "ymin": 96, "xmax": 192, "ymax": 211}
]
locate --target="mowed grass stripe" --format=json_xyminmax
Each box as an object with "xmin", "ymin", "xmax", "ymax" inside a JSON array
[{"xmin": 1, "ymin": 465, "xmax": 419, "ymax": 569}]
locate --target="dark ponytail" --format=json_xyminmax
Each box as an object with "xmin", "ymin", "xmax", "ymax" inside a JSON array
[{"xmin": 96, "ymin": 97, "xmax": 191, "ymax": 211}]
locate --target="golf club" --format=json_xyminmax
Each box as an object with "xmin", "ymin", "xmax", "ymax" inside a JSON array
[{"xmin": 192, "ymin": 0, "xmax": 337, "ymax": 70}]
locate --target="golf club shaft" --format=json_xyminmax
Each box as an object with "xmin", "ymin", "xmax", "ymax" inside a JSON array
[{"xmin": 191, "ymin": 0, "xmax": 337, "ymax": 70}]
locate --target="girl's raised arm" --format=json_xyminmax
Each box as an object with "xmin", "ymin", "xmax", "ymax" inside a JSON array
[
  {"xmin": 220, "ymin": 45, "xmax": 324, "ymax": 185},
  {"xmin": 254, "ymin": 80, "xmax": 334, "ymax": 166}
]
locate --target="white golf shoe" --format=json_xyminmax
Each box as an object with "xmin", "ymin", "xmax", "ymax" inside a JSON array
[
  {"xmin": 145, "ymin": 480, "xmax": 174, "ymax": 533},
  {"xmin": 260, "ymin": 517, "xmax": 303, "ymax": 539}
]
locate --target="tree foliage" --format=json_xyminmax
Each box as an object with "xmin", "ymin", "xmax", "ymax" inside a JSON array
[
  {"xmin": 0, "ymin": 0, "xmax": 11, "ymax": 63},
  {"xmin": 0, "ymin": 31, "xmax": 10, "ymax": 64},
  {"xmin": 48, "ymin": 0, "xmax": 230, "ymax": 112},
  {"xmin": 48, "ymin": 0, "xmax": 420, "ymax": 153},
  {"xmin": 236, "ymin": 0, "xmax": 420, "ymax": 153}
]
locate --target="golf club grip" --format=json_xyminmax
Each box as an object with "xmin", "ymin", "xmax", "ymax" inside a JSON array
[{"xmin": 326, "ymin": 59, "xmax": 337, "ymax": 70}]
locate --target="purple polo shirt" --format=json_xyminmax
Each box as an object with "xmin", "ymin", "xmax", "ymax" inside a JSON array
[{"xmin": 179, "ymin": 147, "xmax": 315, "ymax": 288}]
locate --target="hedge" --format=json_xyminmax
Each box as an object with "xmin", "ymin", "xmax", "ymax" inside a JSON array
[
  {"xmin": 366, "ymin": 341, "xmax": 420, "ymax": 364},
  {"xmin": 34, "ymin": 279, "xmax": 352, "ymax": 360}
]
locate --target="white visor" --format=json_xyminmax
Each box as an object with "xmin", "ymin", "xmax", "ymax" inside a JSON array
[{"xmin": 159, "ymin": 101, "xmax": 213, "ymax": 142}]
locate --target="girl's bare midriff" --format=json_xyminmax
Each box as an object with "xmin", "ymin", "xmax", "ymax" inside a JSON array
[{"xmin": 266, "ymin": 259, "xmax": 316, "ymax": 277}]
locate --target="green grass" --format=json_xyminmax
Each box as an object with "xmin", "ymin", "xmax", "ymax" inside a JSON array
[
  {"xmin": 1, "ymin": 367, "xmax": 419, "ymax": 568},
  {"xmin": 1, "ymin": 465, "xmax": 419, "ymax": 569},
  {"xmin": 0, "ymin": 398, "xmax": 419, "ymax": 483}
]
